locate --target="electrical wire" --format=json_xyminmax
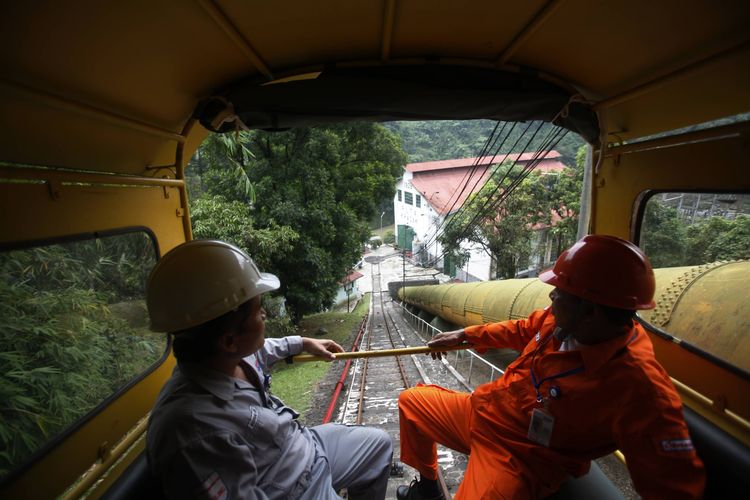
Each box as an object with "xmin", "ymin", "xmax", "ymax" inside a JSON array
[
  {"xmin": 418, "ymin": 120, "xmax": 541, "ymax": 260},
  {"xmin": 416, "ymin": 121, "xmax": 568, "ymax": 270}
]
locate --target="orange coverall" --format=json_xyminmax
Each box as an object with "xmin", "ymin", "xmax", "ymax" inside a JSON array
[{"xmin": 398, "ymin": 308, "xmax": 705, "ymax": 499}]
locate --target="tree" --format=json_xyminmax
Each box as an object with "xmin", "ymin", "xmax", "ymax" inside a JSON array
[
  {"xmin": 243, "ymin": 125, "xmax": 405, "ymax": 321},
  {"xmin": 440, "ymin": 162, "xmax": 553, "ymax": 279},
  {"xmin": 384, "ymin": 120, "xmax": 585, "ymax": 166},
  {"xmin": 188, "ymin": 123, "xmax": 406, "ymax": 322},
  {"xmin": 546, "ymin": 145, "xmax": 586, "ymax": 255},
  {"xmin": 709, "ymin": 215, "xmax": 750, "ymax": 261},
  {"xmin": 686, "ymin": 215, "xmax": 750, "ymax": 264},
  {"xmin": 641, "ymin": 202, "xmax": 688, "ymax": 268},
  {"xmin": 190, "ymin": 194, "xmax": 254, "ymax": 248},
  {"xmin": 187, "ymin": 133, "xmax": 255, "ymax": 203},
  {"xmin": 640, "ymin": 196, "xmax": 749, "ymax": 267}
]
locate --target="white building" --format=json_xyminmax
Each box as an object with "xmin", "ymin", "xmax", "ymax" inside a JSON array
[{"xmin": 394, "ymin": 151, "xmax": 568, "ymax": 281}]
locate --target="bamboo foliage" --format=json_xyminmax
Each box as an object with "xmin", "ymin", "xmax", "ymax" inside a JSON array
[{"xmin": 0, "ymin": 232, "xmax": 166, "ymax": 476}]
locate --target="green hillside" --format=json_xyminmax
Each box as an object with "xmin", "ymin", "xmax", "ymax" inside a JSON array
[{"xmin": 383, "ymin": 120, "xmax": 585, "ymax": 166}]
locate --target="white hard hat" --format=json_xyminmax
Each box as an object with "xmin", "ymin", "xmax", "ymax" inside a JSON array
[{"xmin": 147, "ymin": 240, "xmax": 280, "ymax": 332}]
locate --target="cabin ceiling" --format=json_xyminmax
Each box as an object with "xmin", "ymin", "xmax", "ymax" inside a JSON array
[{"xmin": 1, "ymin": 0, "xmax": 749, "ymax": 175}]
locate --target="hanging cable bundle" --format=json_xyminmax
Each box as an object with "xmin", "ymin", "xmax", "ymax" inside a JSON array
[{"xmin": 416, "ymin": 117, "xmax": 570, "ymax": 272}]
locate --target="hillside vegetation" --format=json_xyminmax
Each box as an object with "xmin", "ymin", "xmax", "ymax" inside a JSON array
[{"xmin": 384, "ymin": 120, "xmax": 585, "ymax": 165}]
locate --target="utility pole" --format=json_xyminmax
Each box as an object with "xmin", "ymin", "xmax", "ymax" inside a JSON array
[
  {"xmin": 402, "ymin": 249, "xmax": 406, "ymax": 301},
  {"xmin": 344, "ymin": 281, "xmax": 353, "ymax": 313}
]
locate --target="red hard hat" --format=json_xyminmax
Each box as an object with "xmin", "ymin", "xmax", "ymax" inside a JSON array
[{"xmin": 539, "ymin": 234, "xmax": 656, "ymax": 310}]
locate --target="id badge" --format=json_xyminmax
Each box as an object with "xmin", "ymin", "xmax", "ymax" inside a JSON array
[{"xmin": 527, "ymin": 408, "xmax": 555, "ymax": 447}]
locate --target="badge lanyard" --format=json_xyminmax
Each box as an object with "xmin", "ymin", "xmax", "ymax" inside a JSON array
[{"xmin": 529, "ymin": 332, "xmax": 584, "ymax": 404}]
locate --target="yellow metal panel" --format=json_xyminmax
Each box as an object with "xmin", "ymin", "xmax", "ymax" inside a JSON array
[
  {"xmin": 603, "ymin": 48, "xmax": 750, "ymax": 142},
  {"xmin": 86, "ymin": 437, "xmax": 146, "ymax": 500},
  {"xmin": 445, "ymin": 282, "xmax": 481, "ymax": 317},
  {"xmin": 514, "ymin": 0, "xmax": 749, "ymax": 94},
  {"xmin": 648, "ymin": 332, "xmax": 750, "ymax": 444},
  {"xmin": 391, "ymin": 0, "xmax": 546, "ymax": 60},
  {"xmin": 1, "ymin": 357, "xmax": 176, "ymax": 499},
  {"xmin": 0, "ymin": 1, "xmax": 248, "ymax": 174},
  {"xmin": 2, "ymin": 1, "xmax": 749, "ymax": 173},
  {"xmin": 219, "ymin": 0, "xmax": 384, "ymax": 69},
  {"xmin": 0, "ymin": 181, "xmax": 185, "ymax": 250},
  {"xmin": 0, "ymin": 171, "xmax": 185, "ymax": 498},
  {"xmin": 482, "ymin": 279, "xmax": 551, "ymax": 323},
  {"xmin": 0, "ymin": 89, "xmax": 179, "ymax": 177},
  {"xmin": 649, "ymin": 262, "xmax": 750, "ymax": 372},
  {"xmin": 591, "ymin": 130, "xmax": 750, "ymax": 238}
]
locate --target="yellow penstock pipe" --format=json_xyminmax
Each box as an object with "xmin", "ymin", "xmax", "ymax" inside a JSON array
[{"xmin": 292, "ymin": 343, "xmax": 472, "ymax": 362}]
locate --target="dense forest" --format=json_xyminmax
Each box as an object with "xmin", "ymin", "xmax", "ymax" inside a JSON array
[
  {"xmin": 384, "ymin": 112, "xmax": 750, "ymax": 167},
  {"xmin": 383, "ymin": 120, "xmax": 586, "ymax": 165},
  {"xmin": 642, "ymin": 197, "xmax": 750, "ymax": 268},
  {"xmin": 186, "ymin": 123, "xmax": 407, "ymax": 324}
]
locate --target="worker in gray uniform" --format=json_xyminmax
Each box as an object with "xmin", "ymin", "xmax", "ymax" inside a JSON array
[{"xmin": 146, "ymin": 240, "xmax": 393, "ymax": 499}]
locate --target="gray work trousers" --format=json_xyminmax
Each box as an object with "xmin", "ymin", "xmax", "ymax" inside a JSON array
[{"xmin": 305, "ymin": 423, "xmax": 393, "ymax": 500}]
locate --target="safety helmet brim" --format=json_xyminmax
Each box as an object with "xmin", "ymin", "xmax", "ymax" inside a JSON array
[
  {"xmin": 538, "ymin": 268, "xmax": 557, "ymax": 286},
  {"xmin": 256, "ymin": 272, "xmax": 281, "ymax": 297}
]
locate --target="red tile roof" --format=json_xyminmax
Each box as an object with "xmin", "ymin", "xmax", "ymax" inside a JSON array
[
  {"xmin": 407, "ymin": 151, "xmax": 567, "ymax": 216},
  {"xmin": 340, "ymin": 270, "xmax": 364, "ymax": 285},
  {"xmin": 405, "ymin": 151, "xmax": 561, "ymax": 172}
]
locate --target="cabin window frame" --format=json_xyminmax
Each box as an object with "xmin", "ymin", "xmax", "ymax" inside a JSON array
[
  {"xmin": 633, "ymin": 189, "xmax": 750, "ymax": 378},
  {"xmin": 0, "ymin": 227, "xmax": 169, "ymax": 482}
]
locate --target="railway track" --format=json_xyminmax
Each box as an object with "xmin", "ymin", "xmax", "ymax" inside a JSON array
[{"xmin": 331, "ymin": 258, "xmax": 470, "ymax": 498}]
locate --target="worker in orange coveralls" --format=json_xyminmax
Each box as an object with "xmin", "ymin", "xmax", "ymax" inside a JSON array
[{"xmin": 396, "ymin": 235, "xmax": 705, "ymax": 500}]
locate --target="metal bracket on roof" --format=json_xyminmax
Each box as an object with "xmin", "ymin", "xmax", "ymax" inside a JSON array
[{"xmin": 47, "ymin": 180, "xmax": 62, "ymax": 200}]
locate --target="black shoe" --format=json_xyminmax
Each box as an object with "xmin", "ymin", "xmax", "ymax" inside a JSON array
[{"xmin": 396, "ymin": 477, "xmax": 445, "ymax": 500}]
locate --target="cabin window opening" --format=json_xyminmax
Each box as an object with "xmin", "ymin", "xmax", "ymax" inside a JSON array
[
  {"xmin": 404, "ymin": 192, "xmax": 414, "ymax": 205},
  {"xmin": 416, "ymin": 194, "xmax": 422, "ymax": 208},
  {"xmin": 636, "ymin": 191, "xmax": 750, "ymax": 372},
  {"xmin": 397, "ymin": 189, "xmax": 402, "ymax": 202},
  {"xmin": 0, "ymin": 230, "xmax": 166, "ymax": 478}
]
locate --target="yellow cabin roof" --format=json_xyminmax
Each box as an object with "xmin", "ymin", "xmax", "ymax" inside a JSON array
[{"xmin": 1, "ymin": 0, "xmax": 749, "ymax": 175}]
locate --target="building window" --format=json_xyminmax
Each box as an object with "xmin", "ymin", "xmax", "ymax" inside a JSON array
[
  {"xmin": 0, "ymin": 231, "xmax": 167, "ymax": 477},
  {"xmin": 416, "ymin": 194, "xmax": 421, "ymax": 208},
  {"xmin": 397, "ymin": 189, "xmax": 402, "ymax": 202},
  {"xmin": 404, "ymin": 192, "xmax": 413, "ymax": 205}
]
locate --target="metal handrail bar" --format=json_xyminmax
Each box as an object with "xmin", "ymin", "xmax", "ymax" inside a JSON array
[{"xmin": 398, "ymin": 302, "xmax": 504, "ymax": 383}]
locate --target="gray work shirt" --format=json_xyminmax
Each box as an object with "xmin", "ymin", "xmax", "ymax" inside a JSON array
[{"xmin": 147, "ymin": 336, "xmax": 318, "ymax": 499}]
